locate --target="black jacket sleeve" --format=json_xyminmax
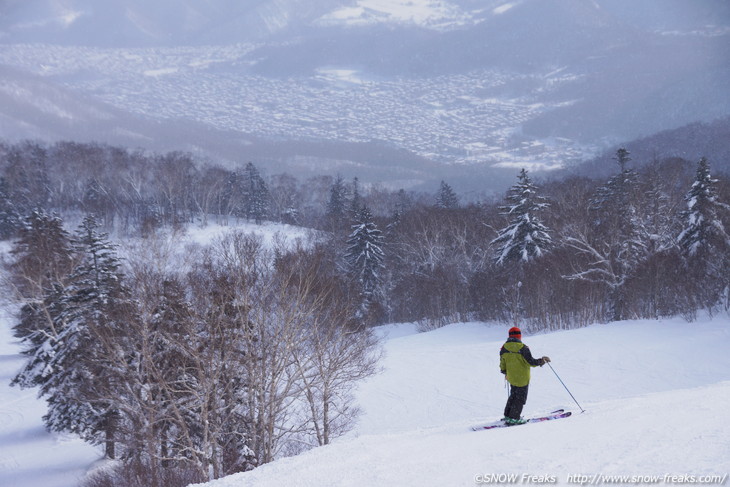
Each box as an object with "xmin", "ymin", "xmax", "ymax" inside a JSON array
[{"xmin": 519, "ymin": 345, "xmax": 545, "ymax": 367}]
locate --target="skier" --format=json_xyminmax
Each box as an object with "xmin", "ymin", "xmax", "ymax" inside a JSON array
[{"xmin": 499, "ymin": 327, "xmax": 550, "ymax": 425}]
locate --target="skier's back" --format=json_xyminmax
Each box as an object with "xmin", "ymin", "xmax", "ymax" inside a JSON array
[{"xmin": 499, "ymin": 327, "xmax": 550, "ymax": 424}]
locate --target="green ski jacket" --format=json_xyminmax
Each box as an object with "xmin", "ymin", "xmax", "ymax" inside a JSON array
[{"xmin": 499, "ymin": 338, "xmax": 545, "ymax": 387}]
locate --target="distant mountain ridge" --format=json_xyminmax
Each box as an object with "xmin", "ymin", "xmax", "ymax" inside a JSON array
[{"xmin": 569, "ymin": 116, "xmax": 730, "ymax": 179}]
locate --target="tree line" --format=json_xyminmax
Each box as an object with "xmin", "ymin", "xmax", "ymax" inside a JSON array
[{"xmin": 2, "ymin": 139, "xmax": 729, "ymax": 329}]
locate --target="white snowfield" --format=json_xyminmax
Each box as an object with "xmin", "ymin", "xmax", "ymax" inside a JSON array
[
  {"xmin": 0, "ymin": 308, "xmax": 98, "ymax": 487},
  {"xmin": 1, "ymin": 312, "xmax": 729, "ymax": 486},
  {"xmin": 194, "ymin": 317, "xmax": 730, "ymax": 487}
]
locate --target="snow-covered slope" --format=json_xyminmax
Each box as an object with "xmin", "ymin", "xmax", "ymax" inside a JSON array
[
  {"xmin": 193, "ymin": 317, "xmax": 730, "ymax": 487},
  {"xmin": 0, "ymin": 307, "xmax": 98, "ymax": 487}
]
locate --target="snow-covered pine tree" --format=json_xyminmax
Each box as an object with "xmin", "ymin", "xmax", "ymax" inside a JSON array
[
  {"xmin": 10, "ymin": 213, "xmax": 74, "ymax": 383},
  {"xmin": 16, "ymin": 215, "xmax": 132, "ymax": 459},
  {"xmin": 678, "ymin": 157, "xmax": 730, "ymax": 257},
  {"xmin": 12, "ymin": 283, "xmax": 69, "ymax": 385},
  {"xmin": 435, "ymin": 180, "xmax": 459, "ymax": 209},
  {"xmin": 345, "ymin": 205, "xmax": 385, "ymax": 321},
  {"xmin": 491, "ymin": 168, "xmax": 552, "ymax": 266},
  {"xmin": 677, "ymin": 157, "xmax": 730, "ymax": 309},
  {"xmin": 589, "ymin": 148, "xmax": 641, "ymax": 238}
]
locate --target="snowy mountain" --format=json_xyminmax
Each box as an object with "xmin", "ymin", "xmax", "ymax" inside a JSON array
[
  {"xmin": 570, "ymin": 116, "xmax": 730, "ymax": 180},
  {"xmin": 1, "ymin": 0, "xmax": 729, "ymax": 191}
]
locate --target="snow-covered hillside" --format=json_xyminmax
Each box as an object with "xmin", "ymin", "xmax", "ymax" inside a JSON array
[
  {"xmin": 191, "ymin": 317, "xmax": 730, "ymax": 487},
  {"xmin": 0, "ymin": 306, "xmax": 98, "ymax": 487},
  {"xmin": 0, "ymin": 216, "xmax": 728, "ymax": 486}
]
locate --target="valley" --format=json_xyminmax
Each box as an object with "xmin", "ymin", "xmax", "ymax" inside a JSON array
[{"xmin": 0, "ymin": 42, "xmax": 593, "ymax": 170}]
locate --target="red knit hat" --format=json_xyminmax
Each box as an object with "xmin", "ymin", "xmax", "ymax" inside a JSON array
[{"xmin": 508, "ymin": 327, "xmax": 522, "ymax": 340}]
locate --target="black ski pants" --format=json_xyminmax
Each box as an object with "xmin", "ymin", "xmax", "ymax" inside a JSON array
[{"xmin": 504, "ymin": 384, "xmax": 529, "ymax": 420}]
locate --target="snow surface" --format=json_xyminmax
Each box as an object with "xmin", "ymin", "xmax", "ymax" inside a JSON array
[
  {"xmin": 193, "ymin": 317, "xmax": 730, "ymax": 487},
  {"xmin": 0, "ymin": 308, "xmax": 98, "ymax": 487}
]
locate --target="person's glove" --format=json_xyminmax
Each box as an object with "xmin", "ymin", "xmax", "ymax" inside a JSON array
[{"xmin": 541, "ymin": 356, "xmax": 551, "ymax": 364}]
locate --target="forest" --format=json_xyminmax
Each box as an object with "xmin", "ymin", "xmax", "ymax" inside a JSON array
[{"xmin": 1, "ymin": 139, "xmax": 729, "ymax": 486}]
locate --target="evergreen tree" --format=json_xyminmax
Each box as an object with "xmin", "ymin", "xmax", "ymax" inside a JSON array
[
  {"xmin": 12, "ymin": 283, "xmax": 69, "ymax": 377},
  {"xmin": 10, "ymin": 209, "xmax": 75, "ymax": 300},
  {"xmin": 677, "ymin": 157, "xmax": 730, "ymax": 309},
  {"xmin": 242, "ymin": 162, "xmax": 269, "ymax": 224},
  {"xmin": 589, "ymin": 148, "xmax": 640, "ymax": 237},
  {"xmin": 386, "ymin": 189, "xmax": 411, "ymax": 234},
  {"xmin": 131, "ymin": 276, "xmax": 201, "ymax": 471},
  {"xmin": 57, "ymin": 215, "xmax": 131, "ymax": 458},
  {"xmin": 13, "ymin": 215, "xmax": 132, "ymax": 459},
  {"xmin": 0, "ymin": 177, "xmax": 20, "ymax": 239},
  {"xmin": 678, "ymin": 157, "xmax": 730, "ymax": 257},
  {"xmin": 345, "ymin": 206, "xmax": 385, "ymax": 321},
  {"xmin": 326, "ymin": 175, "xmax": 349, "ymax": 230},
  {"xmin": 435, "ymin": 180, "xmax": 459, "ymax": 209},
  {"xmin": 491, "ymin": 169, "xmax": 552, "ymax": 265}
]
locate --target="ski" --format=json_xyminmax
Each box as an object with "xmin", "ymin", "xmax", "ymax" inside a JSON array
[{"xmin": 471, "ymin": 410, "xmax": 570, "ymax": 431}]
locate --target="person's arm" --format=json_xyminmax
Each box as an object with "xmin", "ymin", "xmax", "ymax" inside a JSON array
[{"xmin": 520, "ymin": 345, "xmax": 550, "ymax": 367}]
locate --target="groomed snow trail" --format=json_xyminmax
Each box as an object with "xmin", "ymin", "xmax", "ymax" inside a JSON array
[{"xmin": 193, "ymin": 317, "xmax": 730, "ymax": 487}]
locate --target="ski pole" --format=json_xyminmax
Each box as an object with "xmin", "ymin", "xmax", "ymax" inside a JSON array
[{"xmin": 547, "ymin": 362, "xmax": 585, "ymax": 413}]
